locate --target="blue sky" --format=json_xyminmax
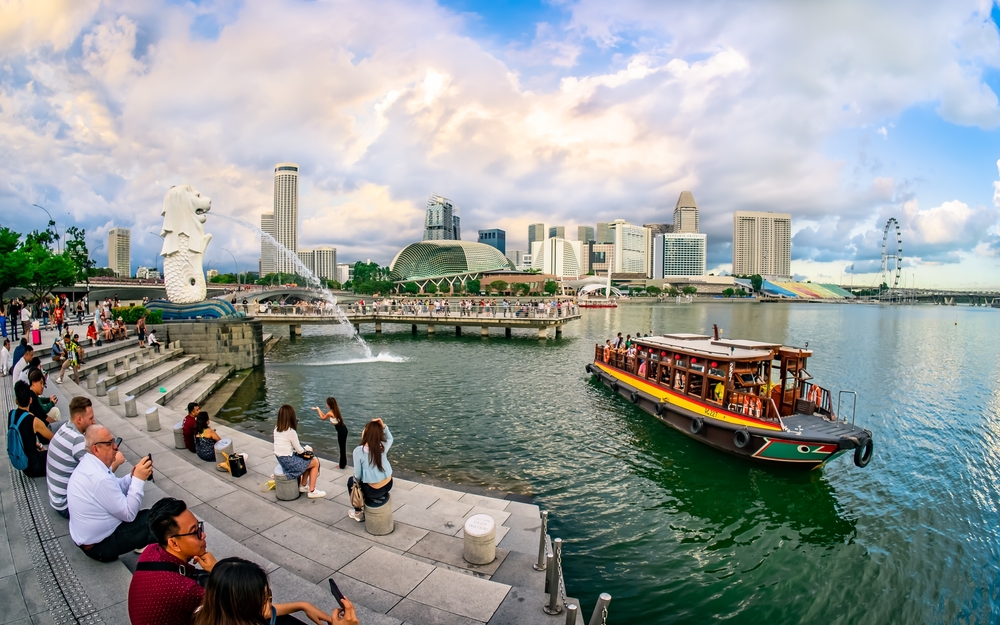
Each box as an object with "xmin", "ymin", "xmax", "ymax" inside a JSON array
[{"xmin": 1, "ymin": 0, "xmax": 999, "ymax": 288}]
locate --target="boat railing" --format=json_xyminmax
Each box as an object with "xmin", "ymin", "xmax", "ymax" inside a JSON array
[
  {"xmin": 803, "ymin": 381, "xmax": 836, "ymax": 418},
  {"xmin": 726, "ymin": 390, "xmax": 765, "ymax": 419}
]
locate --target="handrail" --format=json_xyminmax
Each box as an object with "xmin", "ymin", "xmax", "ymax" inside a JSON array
[{"xmin": 837, "ymin": 390, "xmax": 858, "ymax": 426}]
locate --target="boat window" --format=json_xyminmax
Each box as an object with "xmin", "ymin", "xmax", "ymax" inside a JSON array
[
  {"xmin": 708, "ymin": 361, "xmax": 726, "ymax": 377},
  {"xmin": 674, "ymin": 355, "xmax": 688, "ymax": 369},
  {"xmin": 672, "ymin": 369, "xmax": 686, "ymax": 391},
  {"xmin": 688, "ymin": 373, "xmax": 704, "ymax": 399},
  {"xmin": 689, "ymin": 358, "xmax": 705, "ymax": 373}
]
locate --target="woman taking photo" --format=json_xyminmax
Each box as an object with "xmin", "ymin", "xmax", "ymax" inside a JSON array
[
  {"xmin": 194, "ymin": 412, "xmax": 222, "ymax": 462},
  {"xmin": 347, "ymin": 418, "xmax": 393, "ymax": 522},
  {"xmin": 193, "ymin": 557, "xmax": 357, "ymax": 625},
  {"xmin": 273, "ymin": 405, "xmax": 324, "ymax": 498},
  {"xmin": 313, "ymin": 398, "xmax": 348, "ymax": 469}
]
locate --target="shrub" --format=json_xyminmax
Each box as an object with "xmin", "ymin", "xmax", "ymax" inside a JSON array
[{"xmin": 112, "ymin": 306, "xmax": 162, "ymax": 324}]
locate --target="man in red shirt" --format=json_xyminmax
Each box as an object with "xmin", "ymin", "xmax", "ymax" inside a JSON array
[
  {"xmin": 128, "ymin": 498, "xmax": 216, "ymax": 625},
  {"xmin": 182, "ymin": 403, "xmax": 199, "ymax": 453},
  {"xmin": 53, "ymin": 305, "xmax": 65, "ymax": 335}
]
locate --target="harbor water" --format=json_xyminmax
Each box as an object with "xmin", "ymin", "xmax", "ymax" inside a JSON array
[{"xmin": 221, "ymin": 302, "xmax": 1000, "ymax": 624}]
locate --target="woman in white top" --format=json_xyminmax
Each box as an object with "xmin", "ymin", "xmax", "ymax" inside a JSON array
[{"xmin": 273, "ymin": 405, "xmax": 324, "ymax": 498}]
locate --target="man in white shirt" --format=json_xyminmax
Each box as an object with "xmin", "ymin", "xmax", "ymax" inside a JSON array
[
  {"xmin": 11, "ymin": 345, "xmax": 33, "ymax": 384},
  {"xmin": 1, "ymin": 338, "xmax": 10, "ymax": 376},
  {"xmin": 20, "ymin": 305, "xmax": 31, "ymax": 336},
  {"xmin": 67, "ymin": 425, "xmax": 155, "ymax": 562}
]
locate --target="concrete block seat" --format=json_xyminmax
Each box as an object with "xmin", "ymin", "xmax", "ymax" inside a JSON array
[
  {"xmin": 134, "ymin": 360, "xmax": 215, "ymax": 407},
  {"xmin": 118, "ymin": 355, "xmax": 200, "ymax": 399},
  {"xmin": 165, "ymin": 368, "xmax": 231, "ymax": 412}
]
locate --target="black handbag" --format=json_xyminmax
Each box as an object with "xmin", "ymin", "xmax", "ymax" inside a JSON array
[{"xmin": 224, "ymin": 452, "xmax": 247, "ymax": 477}]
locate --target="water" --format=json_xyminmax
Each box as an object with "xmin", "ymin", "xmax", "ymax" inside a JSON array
[
  {"xmin": 213, "ymin": 213, "xmax": 372, "ymax": 358},
  {"xmin": 221, "ymin": 303, "xmax": 1000, "ymax": 624}
]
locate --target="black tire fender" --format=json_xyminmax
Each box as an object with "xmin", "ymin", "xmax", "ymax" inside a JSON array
[
  {"xmin": 690, "ymin": 417, "xmax": 704, "ymax": 435},
  {"xmin": 630, "ymin": 391, "xmax": 639, "ymax": 404},
  {"xmin": 734, "ymin": 429, "xmax": 751, "ymax": 449},
  {"xmin": 610, "ymin": 381, "xmax": 619, "ymax": 392},
  {"xmin": 585, "ymin": 364, "xmax": 593, "ymax": 374},
  {"xmin": 854, "ymin": 437, "xmax": 874, "ymax": 468},
  {"xmin": 655, "ymin": 403, "xmax": 665, "ymax": 416}
]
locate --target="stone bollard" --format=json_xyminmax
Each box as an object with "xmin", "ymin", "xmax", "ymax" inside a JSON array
[
  {"xmin": 214, "ymin": 438, "xmax": 234, "ymax": 472},
  {"xmin": 87, "ymin": 371, "xmax": 97, "ymax": 389},
  {"xmin": 108, "ymin": 386, "xmax": 120, "ymax": 406},
  {"xmin": 121, "ymin": 356, "xmax": 131, "ymax": 372},
  {"xmin": 136, "ymin": 350, "xmax": 144, "ymax": 365},
  {"xmin": 364, "ymin": 495, "xmax": 394, "ymax": 536},
  {"xmin": 124, "ymin": 395, "xmax": 137, "ymax": 417},
  {"xmin": 96, "ymin": 378, "xmax": 107, "ymax": 397},
  {"xmin": 145, "ymin": 406, "xmax": 160, "ymax": 432},
  {"xmin": 273, "ymin": 464, "xmax": 300, "ymax": 501},
  {"xmin": 463, "ymin": 514, "xmax": 496, "ymax": 564},
  {"xmin": 173, "ymin": 421, "xmax": 186, "ymax": 449}
]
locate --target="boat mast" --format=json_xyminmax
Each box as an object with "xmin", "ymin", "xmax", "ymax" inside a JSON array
[{"xmin": 606, "ymin": 269, "xmax": 612, "ymax": 298}]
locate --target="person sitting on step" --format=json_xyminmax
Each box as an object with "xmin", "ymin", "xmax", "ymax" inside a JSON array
[
  {"xmin": 182, "ymin": 402, "xmax": 200, "ymax": 453},
  {"xmin": 347, "ymin": 418, "xmax": 394, "ymax": 522},
  {"xmin": 27, "ymin": 369, "xmax": 64, "ymax": 434},
  {"xmin": 273, "ymin": 405, "xmax": 324, "ymax": 498},
  {"xmin": 8, "ymin": 381, "xmax": 53, "ymax": 477},
  {"xmin": 148, "ymin": 330, "xmax": 161, "ymax": 353},
  {"xmin": 194, "ymin": 412, "xmax": 221, "ymax": 462}
]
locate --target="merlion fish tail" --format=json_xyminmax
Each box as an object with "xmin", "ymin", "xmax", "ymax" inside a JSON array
[{"xmin": 163, "ymin": 233, "xmax": 207, "ymax": 304}]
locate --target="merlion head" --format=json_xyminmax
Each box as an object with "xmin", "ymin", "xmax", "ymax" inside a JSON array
[{"xmin": 160, "ymin": 185, "xmax": 212, "ymax": 256}]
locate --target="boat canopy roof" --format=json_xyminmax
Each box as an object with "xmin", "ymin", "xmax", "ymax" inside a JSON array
[{"xmin": 636, "ymin": 335, "xmax": 777, "ymax": 361}]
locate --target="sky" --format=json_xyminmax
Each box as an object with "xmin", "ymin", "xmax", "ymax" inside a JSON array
[{"xmin": 1, "ymin": 0, "xmax": 999, "ymax": 289}]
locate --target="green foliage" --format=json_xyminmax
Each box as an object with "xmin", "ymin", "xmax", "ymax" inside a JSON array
[
  {"xmin": 631, "ymin": 286, "xmax": 645, "ymax": 294},
  {"xmin": 465, "ymin": 279, "xmax": 480, "ymax": 294},
  {"xmin": 22, "ymin": 226, "xmax": 77, "ymax": 302},
  {"xmin": 511, "ymin": 282, "xmax": 531, "ymax": 296},
  {"xmin": 667, "ymin": 287, "xmax": 679, "ymax": 297},
  {"xmin": 325, "ymin": 280, "xmax": 342, "ymax": 290},
  {"xmin": 209, "ymin": 273, "xmax": 239, "ymax": 283},
  {"xmin": 0, "ymin": 227, "xmax": 28, "ymax": 299},
  {"xmin": 751, "ymin": 274, "xmax": 763, "ymax": 292},
  {"xmin": 682, "ymin": 286, "xmax": 697, "ymax": 295},
  {"xmin": 452, "ymin": 282, "xmax": 464, "ymax": 294},
  {"xmin": 544, "ymin": 280, "xmax": 558, "ymax": 295},
  {"xmin": 349, "ymin": 262, "xmax": 392, "ymax": 294},
  {"xmin": 722, "ymin": 288, "xmax": 735, "ymax": 298},
  {"xmin": 87, "ymin": 267, "xmax": 117, "ymax": 277},
  {"xmin": 403, "ymin": 282, "xmax": 420, "ymax": 295},
  {"xmin": 425, "ymin": 282, "xmax": 438, "ymax": 294},
  {"xmin": 489, "ymin": 280, "xmax": 508, "ymax": 294},
  {"xmin": 645, "ymin": 285, "xmax": 661, "ymax": 295},
  {"xmin": 112, "ymin": 306, "xmax": 162, "ymax": 324},
  {"xmin": 63, "ymin": 226, "xmax": 94, "ymax": 282},
  {"xmin": 255, "ymin": 272, "xmax": 312, "ymax": 286}
]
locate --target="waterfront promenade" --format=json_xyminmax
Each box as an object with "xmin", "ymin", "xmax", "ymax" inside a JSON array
[{"xmin": 2, "ymin": 334, "xmax": 585, "ymax": 624}]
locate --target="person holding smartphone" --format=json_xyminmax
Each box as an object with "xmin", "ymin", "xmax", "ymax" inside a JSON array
[
  {"xmin": 347, "ymin": 418, "xmax": 393, "ymax": 522},
  {"xmin": 313, "ymin": 397, "xmax": 348, "ymax": 469}
]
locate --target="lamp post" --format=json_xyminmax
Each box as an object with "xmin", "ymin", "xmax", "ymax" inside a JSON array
[
  {"xmin": 31, "ymin": 203, "xmax": 60, "ymax": 252},
  {"xmin": 222, "ymin": 248, "xmax": 241, "ymax": 289}
]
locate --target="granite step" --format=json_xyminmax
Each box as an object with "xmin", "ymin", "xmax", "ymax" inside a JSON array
[
  {"xmin": 101, "ymin": 347, "xmax": 183, "ymax": 387},
  {"xmin": 165, "ymin": 368, "xmax": 231, "ymax": 412},
  {"xmin": 134, "ymin": 361, "xmax": 216, "ymax": 407},
  {"xmin": 38, "ymin": 337, "xmax": 140, "ymax": 374},
  {"xmin": 118, "ymin": 355, "xmax": 200, "ymax": 399}
]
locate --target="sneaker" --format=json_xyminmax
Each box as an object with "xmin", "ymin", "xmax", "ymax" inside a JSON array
[
  {"xmin": 55, "ymin": 378, "xmax": 63, "ymax": 384},
  {"xmin": 348, "ymin": 509, "xmax": 364, "ymax": 522},
  {"xmin": 299, "ymin": 485, "xmax": 309, "ymax": 493},
  {"xmin": 307, "ymin": 490, "xmax": 326, "ymax": 499}
]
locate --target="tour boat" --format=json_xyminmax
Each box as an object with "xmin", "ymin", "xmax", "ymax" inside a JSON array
[
  {"xmin": 587, "ymin": 327, "xmax": 874, "ymax": 470},
  {"xmin": 579, "ymin": 299, "xmax": 618, "ymax": 309}
]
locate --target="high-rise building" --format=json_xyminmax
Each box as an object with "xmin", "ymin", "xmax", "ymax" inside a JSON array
[
  {"xmin": 273, "ymin": 163, "xmax": 299, "ymax": 274},
  {"xmin": 548, "ymin": 225, "xmax": 565, "ymax": 239},
  {"xmin": 577, "ymin": 226, "xmax": 595, "ymax": 243},
  {"xmin": 314, "ymin": 247, "xmax": 337, "ymax": 280},
  {"xmin": 296, "ymin": 249, "xmax": 315, "ymax": 275},
  {"xmin": 585, "ymin": 242, "xmax": 616, "ymax": 275},
  {"xmin": 653, "ymin": 233, "xmax": 707, "ymax": 278},
  {"xmin": 528, "ymin": 223, "xmax": 546, "ymax": 250},
  {"xmin": 596, "ymin": 222, "xmax": 614, "ymax": 244},
  {"xmin": 644, "ymin": 223, "xmax": 674, "ymax": 237},
  {"xmin": 673, "ymin": 191, "xmax": 700, "ymax": 234},
  {"xmin": 423, "ymin": 195, "xmax": 459, "ymax": 240},
  {"xmin": 609, "ymin": 219, "xmax": 648, "ymax": 275},
  {"xmin": 505, "ymin": 250, "xmax": 527, "ymax": 268},
  {"xmin": 531, "ymin": 238, "xmax": 582, "ymax": 278},
  {"xmin": 478, "ymin": 229, "xmax": 506, "ymax": 255},
  {"xmin": 108, "ymin": 227, "xmax": 130, "ymax": 277},
  {"xmin": 260, "ymin": 212, "xmax": 276, "ymax": 275},
  {"xmin": 336, "ymin": 263, "xmax": 353, "ymax": 285},
  {"xmin": 732, "ymin": 211, "xmax": 792, "ymax": 279}
]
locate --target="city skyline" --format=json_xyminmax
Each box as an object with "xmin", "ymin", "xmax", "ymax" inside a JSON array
[{"xmin": 1, "ymin": 2, "xmax": 999, "ymax": 288}]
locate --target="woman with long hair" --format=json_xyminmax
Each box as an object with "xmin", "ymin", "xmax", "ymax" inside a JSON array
[
  {"xmin": 194, "ymin": 412, "xmax": 222, "ymax": 462},
  {"xmin": 273, "ymin": 405, "xmax": 324, "ymax": 498},
  {"xmin": 346, "ymin": 418, "xmax": 393, "ymax": 522},
  {"xmin": 193, "ymin": 557, "xmax": 356, "ymax": 625},
  {"xmin": 313, "ymin": 397, "xmax": 348, "ymax": 469}
]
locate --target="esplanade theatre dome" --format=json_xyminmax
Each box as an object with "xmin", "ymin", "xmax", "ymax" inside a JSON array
[{"xmin": 390, "ymin": 241, "xmax": 513, "ymax": 280}]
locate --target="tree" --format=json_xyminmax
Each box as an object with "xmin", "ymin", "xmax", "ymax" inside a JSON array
[
  {"xmin": 667, "ymin": 287, "xmax": 679, "ymax": 297},
  {"xmin": 21, "ymin": 227, "xmax": 78, "ymax": 302},
  {"xmin": 325, "ymin": 280, "xmax": 342, "ymax": 290},
  {"xmin": 425, "ymin": 282, "xmax": 438, "ymax": 294},
  {"xmin": 631, "ymin": 286, "xmax": 645, "ymax": 295},
  {"xmin": 209, "ymin": 273, "xmax": 239, "ymax": 283},
  {"xmin": 544, "ymin": 280, "xmax": 558, "ymax": 295},
  {"xmin": 404, "ymin": 282, "xmax": 419, "ymax": 295},
  {"xmin": 751, "ymin": 274, "xmax": 763, "ymax": 292},
  {"xmin": 452, "ymin": 282, "xmax": 464, "ymax": 294},
  {"xmin": 646, "ymin": 285, "xmax": 662, "ymax": 296},
  {"xmin": 722, "ymin": 288, "xmax": 735, "ymax": 298},
  {"xmin": 682, "ymin": 286, "xmax": 697, "ymax": 295},
  {"xmin": 465, "ymin": 279, "xmax": 480, "ymax": 294},
  {"xmin": 489, "ymin": 280, "xmax": 508, "ymax": 294},
  {"xmin": 63, "ymin": 226, "xmax": 95, "ymax": 283},
  {"xmin": 0, "ymin": 227, "xmax": 29, "ymax": 300}
]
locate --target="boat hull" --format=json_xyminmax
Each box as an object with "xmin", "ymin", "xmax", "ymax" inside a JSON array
[{"xmin": 587, "ymin": 361, "xmax": 866, "ymax": 470}]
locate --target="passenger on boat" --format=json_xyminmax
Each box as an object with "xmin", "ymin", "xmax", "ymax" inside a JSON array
[
  {"xmin": 637, "ymin": 357, "xmax": 647, "ymax": 377},
  {"xmin": 674, "ymin": 372, "xmax": 685, "ymax": 391},
  {"xmin": 602, "ymin": 341, "xmax": 611, "ymax": 363},
  {"xmin": 624, "ymin": 334, "xmax": 632, "ymax": 349},
  {"xmin": 626, "ymin": 344, "xmax": 636, "ymax": 357},
  {"xmin": 613, "ymin": 333, "xmax": 623, "ymax": 349},
  {"xmin": 713, "ymin": 382, "xmax": 724, "ymax": 402}
]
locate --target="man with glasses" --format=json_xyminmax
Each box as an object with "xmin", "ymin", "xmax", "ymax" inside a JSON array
[
  {"xmin": 128, "ymin": 498, "xmax": 217, "ymax": 625},
  {"xmin": 67, "ymin": 425, "xmax": 155, "ymax": 562}
]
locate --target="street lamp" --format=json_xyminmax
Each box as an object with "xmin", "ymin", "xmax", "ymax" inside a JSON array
[
  {"xmin": 222, "ymin": 248, "xmax": 241, "ymax": 288},
  {"xmin": 32, "ymin": 203, "xmax": 60, "ymax": 252}
]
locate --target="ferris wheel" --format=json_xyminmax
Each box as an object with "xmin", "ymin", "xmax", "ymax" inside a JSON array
[{"xmin": 880, "ymin": 218, "xmax": 902, "ymax": 289}]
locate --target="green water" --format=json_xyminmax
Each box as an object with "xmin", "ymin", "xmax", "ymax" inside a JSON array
[{"xmin": 222, "ymin": 303, "xmax": 1000, "ymax": 624}]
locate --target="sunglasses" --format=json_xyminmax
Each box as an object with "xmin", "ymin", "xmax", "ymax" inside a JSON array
[{"xmin": 171, "ymin": 521, "xmax": 205, "ymax": 540}]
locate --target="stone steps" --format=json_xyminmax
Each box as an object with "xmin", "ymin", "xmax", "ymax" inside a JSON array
[
  {"xmin": 39, "ymin": 338, "xmax": 140, "ymax": 375},
  {"xmin": 165, "ymin": 368, "xmax": 232, "ymax": 412},
  {"xmin": 134, "ymin": 361, "xmax": 216, "ymax": 407},
  {"xmin": 118, "ymin": 355, "xmax": 200, "ymax": 399}
]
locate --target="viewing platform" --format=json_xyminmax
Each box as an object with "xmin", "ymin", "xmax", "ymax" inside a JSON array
[{"xmin": 251, "ymin": 304, "xmax": 583, "ymax": 339}]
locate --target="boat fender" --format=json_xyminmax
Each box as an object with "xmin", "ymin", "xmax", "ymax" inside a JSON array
[
  {"xmin": 854, "ymin": 437, "xmax": 874, "ymax": 468},
  {"xmin": 655, "ymin": 402, "xmax": 665, "ymax": 416},
  {"xmin": 585, "ymin": 364, "xmax": 593, "ymax": 374},
  {"xmin": 690, "ymin": 417, "xmax": 704, "ymax": 435},
  {"xmin": 610, "ymin": 381, "xmax": 619, "ymax": 392},
  {"xmin": 734, "ymin": 429, "xmax": 751, "ymax": 449},
  {"xmin": 630, "ymin": 391, "xmax": 639, "ymax": 404}
]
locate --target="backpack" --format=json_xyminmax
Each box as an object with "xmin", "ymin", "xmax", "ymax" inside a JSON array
[{"xmin": 7, "ymin": 408, "xmax": 31, "ymax": 471}]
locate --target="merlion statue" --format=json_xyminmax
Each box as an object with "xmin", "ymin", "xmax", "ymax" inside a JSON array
[{"xmin": 160, "ymin": 185, "xmax": 212, "ymax": 304}]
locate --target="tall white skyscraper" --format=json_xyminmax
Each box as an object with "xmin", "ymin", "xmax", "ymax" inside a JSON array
[
  {"xmin": 260, "ymin": 212, "xmax": 276, "ymax": 275},
  {"xmin": 653, "ymin": 233, "xmax": 707, "ymax": 278},
  {"xmin": 531, "ymin": 238, "xmax": 582, "ymax": 278},
  {"xmin": 273, "ymin": 163, "xmax": 299, "ymax": 274},
  {"xmin": 297, "ymin": 249, "xmax": 315, "ymax": 274},
  {"xmin": 673, "ymin": 191, "xmax": 699, "ymax": 234},
  {"xmin": 609, "ymin": 219, "xmax": 648, "ymax": 275},
  {"xmin": 423, "ymin": 195, "xmax": 459, "ymax": 240},
  {"xmin": 314, "ymin": 247, "xmax": 337, "ymax": 280},
  {"xmin": 732, "ymin": 211, "xmax": 792, "ymax": 279},
  {"xmin": 108, "ymin": 227, "xmax": 130, "ymax": 277}
]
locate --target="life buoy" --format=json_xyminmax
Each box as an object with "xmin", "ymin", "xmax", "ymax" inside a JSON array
[
  {"xmin": 854, "ymin": 438, "xmax": 874, "ymax": 468},
  {"xmin": 807, "ymin": 385, "xmax": 821, "ymax": 404},
  {"xmin": 690, "ymin": 418, "xmax": 704, "ymax": 435},
  {"xmin": 734, "ymin": 429, "xmax": 751, "ymax": 449},
  {"xmin": 742, "ymin": 395, "xmax": 763, "ymax": 418},
  {"xmin": 630, "ymin": 391, "xmax": 639, "ymax": 404}
]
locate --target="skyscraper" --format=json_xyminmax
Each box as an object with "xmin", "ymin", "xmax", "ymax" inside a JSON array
[
  {"xmin": 596, "ymin": 222, "xmax": 613, "ymax": 244},
  {"xmin": 108, "ymin": 228, "xmax": 130, "ymax": 277},
  {"xmin": 531, "ymin": 238, "xmax": 582, "ymax": 278},
  {"xmin": 548, "ymin": 225, "xmax": 565, "ymax": 239},
  {"xmin": 273, "ymin": 163, "xmax": 299, "ymax": 274},
  {"xmin": 577, "ymin": 225, "xmax": 595, "ymax": 243},
  {"xmin": 478, "ymin": 229, "xmax": 506, "ymax": 254},
  {"xmin": 609, "ymin": 219, "xmax": 648, "ymax": 275},
  {"xmin": 673, "ymin": 191, "xmax": 699, "ymax": 234},
  {"xmin": 314, "ymin": 247, "xmax": 337, "ymax": 280},
  {"xmin": 652, "ymin": 233, "xmax": 707, "ymax": 278},
  {"xmin": 732, "ymin": 211, "xmax": 792, "ymax": 278},
  {"xmin": 260, "ymin": 212, "xmax": 276, "ymax": 275},
  {"xmin": 528, "ymin": 223, "xmax": 546, "ymax": 250},
  {"xmin": 297, "ymin": 249, "xmax": 315, "ymax": 275},
  {"xmin": 423, "ymin": 195, "xmax": 459, "ymax": 240}
]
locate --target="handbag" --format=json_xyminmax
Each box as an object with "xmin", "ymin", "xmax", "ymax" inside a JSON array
[
  {"xmin": 228, "ymin": 453, "xmax": 247, "ymax": 477},
  {"xmin": 298, "ymin": 450, "xmax": 315, "ymax": 460},
  {"xmin": 350, "ymin": 477, "xmax": 365, "ymax": 510}
]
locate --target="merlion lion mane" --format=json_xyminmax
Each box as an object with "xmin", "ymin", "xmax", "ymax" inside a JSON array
[{"xmin": 160, "ymin": 185, "xmax": 212, "ymax": 304}]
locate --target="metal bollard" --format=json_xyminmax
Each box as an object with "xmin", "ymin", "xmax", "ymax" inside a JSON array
[
  {"xmin": 145, "ymin": 406, "xmax": 161, "ymax": 432},
  {"xmin": 96, "ymin": 378, "xmax": 107, "ymax": 397},
  {"xmin": 108, "ymin": 386, "xmax": 120, "ymax": 406},
  {"xmin": 534, "ymin": 510, "xmax": 549, "ymax": 570},
  {"xmin": 587, "ymin": 593, "xmax": 611, "ymax": 625},
  {"xmin": 124, "ymin": 395, "xmax": 137, "ymax": 417},
  {"xmin": 543, "ymin": 538, "xmax": 563, "ymax": 614},
  {"xmin": 565, "ymin": 604, "xmax": 579, "ymax": 625}
]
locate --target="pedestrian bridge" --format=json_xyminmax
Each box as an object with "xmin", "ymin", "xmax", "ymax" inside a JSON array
[{"xmin": 246, "ymin": 302, "xmax": 582, "ymax": 339}]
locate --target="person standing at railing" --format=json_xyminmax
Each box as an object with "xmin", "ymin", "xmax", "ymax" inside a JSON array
[{"xmin": 314, "ymin": 397, "xmax": 349, "ymax": 470}]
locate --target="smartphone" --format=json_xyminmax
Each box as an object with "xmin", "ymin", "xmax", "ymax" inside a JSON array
[
  {"xmin": 114, "ymin": 437, "xmax": 122, "ymax": 448},
  {"xmin": 146, "ymin": 453, "xmax": 154, "ymax": 482},
  {"xmin": 328, "ymin": 578, "xmax": 345, "ymax": 609}
]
